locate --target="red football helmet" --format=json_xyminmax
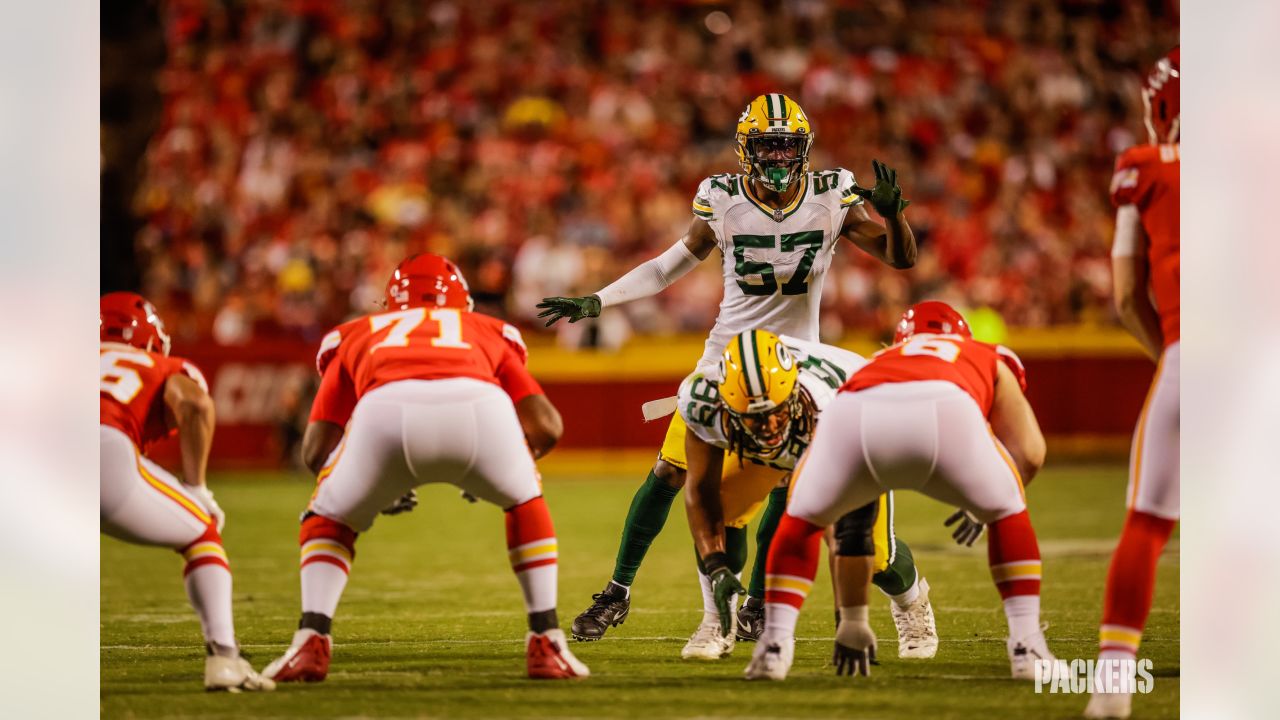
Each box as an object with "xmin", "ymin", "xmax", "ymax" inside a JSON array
[
  {"xmin": 893, "ymin": 301, "xmax": 971, "ymax": 344},
  {"xmin": 385, "ymin": 253, "xmax": 474, "ymax": 312},
  {"xmin": 100, "ymin": 292, "xmax": 171, "ymax": 355},
  {"xmin": 1142, "ymin": 48, "xmax": 1179, "ymax": 144}
]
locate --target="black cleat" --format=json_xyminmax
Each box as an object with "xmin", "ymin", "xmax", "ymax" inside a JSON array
[
  {"xmin": 736, "ymin": 596, "xmax": 765, "ymax": 642},
  {"xmin": 570, "ymin": 582, "xmax": 630, "ymax": 641}
]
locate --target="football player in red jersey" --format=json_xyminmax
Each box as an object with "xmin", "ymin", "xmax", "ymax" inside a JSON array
[
  {"xmin": 261, "ymin": 253, "xmax": 589, "ymax": 682},
  {"xmin": 743, "ymin": 302, "xmax": 1052, "ymax": 682},
  {"xmin": 99, "ymin": 292, "xmax": 274, "ymax": 692},
  {"xmin": 1086, "ymin": 49, "xmax": 1180, "ymax": 720}
]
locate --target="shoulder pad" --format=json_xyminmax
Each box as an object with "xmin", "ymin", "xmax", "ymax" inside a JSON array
[
  {"xmin": 1110, "ymin": 146, "xmax": 1157, "ymax": 207},
  {"xmin": 316, "ymin": 327, "xmax": 343, "ymax": 376},
  {"xmin": 677, "ymin": 372, "xmax": 724, "ymax": 437},
  {"xmin": 995, "ymin": 345, "xmax": 1028, "ymax": 392},
  {"xmin": 693, "ymin": 174, "xmax": 743, "ymax": 221},
  {"xmin": 501, "ymin": 322, "xmax": 529, "ymax": 365}
]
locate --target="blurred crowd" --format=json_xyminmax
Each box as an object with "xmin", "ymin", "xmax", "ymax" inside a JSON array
[{"xmin": 123, "ymin": 0, "xmax": 1178, "ymax": 347}]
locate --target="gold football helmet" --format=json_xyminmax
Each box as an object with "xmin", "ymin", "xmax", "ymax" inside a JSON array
[
  {"xmin": 734, "ymin": 94, "xmax": 814, "ymax": 193},
  {"xmin": 719, "ymin": 329, "xmax": 801, "ymax": 454}
]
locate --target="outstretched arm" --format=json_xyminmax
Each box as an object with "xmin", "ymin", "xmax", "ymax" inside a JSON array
[
  {"xmin": 537, "ymin": 217, "xmax": 716, "ymax": 326},
  {"xmin": 840, "ymin": 160, "xmax": 916, "ymax": 269}
]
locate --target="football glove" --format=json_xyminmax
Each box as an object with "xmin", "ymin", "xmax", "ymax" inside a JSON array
[
  {"xmin": 944, "ymin": 508, "xmax": 985, "ymax": 547},
  {"xmin": 381, "ymin": 489, "xmax": 419, "ymax": 516},
  {"xmin": 704, "ymin": 553, "xmax": 747, "ymax": 637},
  {"xmin": 833, "ymin": 618, "xmax": 877, "ymax": 677},
  {"xmin": 191, "ymin": 485, "xmax": 226, "ymax": 533},
  {"xmin": 535, "ymin": 295, "xmax": 602, "ymax": 327},
  {"xmin": 850, "ymin": 159, "xmax": 911, "ymax": 218}
]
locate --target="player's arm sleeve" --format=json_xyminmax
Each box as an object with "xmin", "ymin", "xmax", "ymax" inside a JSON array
[
  {"xmin": 594, "ymin": 239, "xmax": 701, "ymax": 308},
  {"xmin": 309, "ymin": 359, "xmax": 357, "ymax": 426},
  {"xmin": 592, "ymin": 178, "xmax": 717, "ymax": 308}
]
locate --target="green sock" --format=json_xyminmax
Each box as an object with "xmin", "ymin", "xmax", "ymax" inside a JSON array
[
  {"xmin": 611, "ymin": 470, "xmax": 681, "ymax": 587},
  {"xmin": 694, "ymin": 526, "xmax": 748, "ymax": 575},
  {"xmin": 872, "ymin": 537, "xmax": 918, "ymax": 597},
  {"xmin": 747, "ymin": 485, "xmax": 789, "ymax": 598}
]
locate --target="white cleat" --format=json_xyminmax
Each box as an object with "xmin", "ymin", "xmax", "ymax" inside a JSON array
[
  {"xmin": 743, "ymin": 632, "xmax": 794, "ymax": 680},
  {"xmin": 204, "ymin": 652, "xmax": 276, "ymax": 692},
  {"xmin": 1008, "ymin": 629, "xmax": 1056, "ymax": 680},
  {"xmin": 1083, "ymin": 690, "xmax": 1132, "ymax": 719},
  {"xmin": 890, "ymin": 577, "xmax": 939, "ymax": 659},
  {"xmin": 681, "ymin": 621, "xmax": 735, "ymax": 660}
]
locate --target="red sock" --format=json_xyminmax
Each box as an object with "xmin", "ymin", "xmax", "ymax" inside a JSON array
[
  {"xmin": 763, "ymin": 513, "xmax": 824, "ymax": 611},
  {"xmin": 505, "ymin": 496, "xmax": 558, "ymax": 614},
  {"xmin": 1099, "ymin": 509, "xmax": 1176, "ymax": 657},
  {"xmin": 987, "ymin": 510, "xmax": 1042, "ymax": 599},
  {"xmin": 298, "ymin": 514, "xmax": 359, "ymax": 619},
  {"xmin": 179, "ymin": 523, "xmax": 229, "ymax": 577},
  {"xmin": 299, "ymin": 514, "xmax": 358, "ymax": 574}
]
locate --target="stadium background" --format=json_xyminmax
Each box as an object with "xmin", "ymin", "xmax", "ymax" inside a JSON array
[
  {"xmin": 102, "ymin": 0, "xmax": 1178, "ymax": 469},
  {"xmin": 98, "ymin": 2, "xmax": 1181, "ymax": 717}
]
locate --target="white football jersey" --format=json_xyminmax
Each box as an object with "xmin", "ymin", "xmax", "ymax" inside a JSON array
[
  {"xmin": 691, "ymin": 169, "xmax": 864, "ymax": 374},
  {"xmin": 676, "ymin": 336, "xmax": 867, "ymax": 471}
]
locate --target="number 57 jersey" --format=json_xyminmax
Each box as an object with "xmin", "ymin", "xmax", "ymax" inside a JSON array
[
  {"xmin": 692, "ymin": 169, "xmax": 864, "ymax": 373},
  {"xmin": 311, "ymin": 308, "xmax": 542, "ymax": 426}
]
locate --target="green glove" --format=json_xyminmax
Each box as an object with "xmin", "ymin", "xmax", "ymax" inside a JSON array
[
  {"xmin": 850, "ymin": 159, "xmax": 911, "ymax": 218},
  {"xmin": 535, "ymin": 295, "xmax": 602, "ymax": 327},
  {"xmin": 704, "ymin": 553, "xmax": 747, "ymax": 637}
]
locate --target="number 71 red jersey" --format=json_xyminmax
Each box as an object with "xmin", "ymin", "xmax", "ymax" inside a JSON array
[{"xmin": 310, "ymin": 308, "xmax": 543, "ymax": 426}]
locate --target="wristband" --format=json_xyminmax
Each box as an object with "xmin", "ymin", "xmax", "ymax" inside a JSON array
[{"xmin": 702, "ymin": 551, "xmax": 730, "ymax": 576}]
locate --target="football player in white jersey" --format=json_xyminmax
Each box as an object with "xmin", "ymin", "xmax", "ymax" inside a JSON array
[
  {"xmin": 677, "ymin": 329, "xmax": 938, "ymax": 664},
  {"xmin": 537, "ymin": 94, "xmax": 917, "ymax": 643}
]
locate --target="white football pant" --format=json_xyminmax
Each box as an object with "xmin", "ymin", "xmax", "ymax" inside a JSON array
[
  {"xmin": 310, "ymin": 378, "xmax": 541, "ymax": 531},
  {"xmin": 1127, "ymin": 341, "xmax": 1179, "ymax": 520},
  {"xmin": 101, "ymin": 424, "xmax": 214, "ymax": 546},
  {"xmin": 788, "ymin": 381, "xmax": 1026, "ymax": 526}
]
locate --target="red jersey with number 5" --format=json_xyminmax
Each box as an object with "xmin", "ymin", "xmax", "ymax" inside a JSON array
[
  {"xmin": 841, "ymin": 334, "xmax": 1003, "ymax": 415},
  {"xmin": 1110, "ymin": 143, "xmax": 1180, "ymax": 346},
  {"xmin": 100, "ymin": 342, "xmax": 210, "ymax": 449},
  {"xmin": 310, "ymin": 308, "xmax": 542, "ymax": 426}
]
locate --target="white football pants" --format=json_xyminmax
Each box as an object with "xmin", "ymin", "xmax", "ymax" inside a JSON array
[
  {"xmin": 310, "ymin": 378, "xmax": 541, "ymax": 531},
  {"xmin": 788, "ymin": 381, "xmax": 1026, "ymax": 526},
  {"xmin": 101, "ymin": 425, "xmax": 214, "ymax": 546},
  {"xmin": 1127, "ymin": 341, "xmax": 1179, "ymax": 520}
]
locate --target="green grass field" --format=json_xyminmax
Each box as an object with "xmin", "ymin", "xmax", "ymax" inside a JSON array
[{"xmin": 102, "ymin": 463, "xmax": 1178, "ymax": 719}]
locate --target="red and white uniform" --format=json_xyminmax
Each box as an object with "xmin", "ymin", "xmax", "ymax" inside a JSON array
[
  {"xmin": 787, "ymin": 334, "xmax": 1025, "ymax": 526},
  {"xmin": 308, "ymin": 307, "xmax": 544, "ymax": 531},
  {"xmin": 1111, "ymin": 143, "xmax": 1180, "ymax": 520},
  {"xmin": 100, "ymin": 342, "xmax": 217, "ymax": 546}
]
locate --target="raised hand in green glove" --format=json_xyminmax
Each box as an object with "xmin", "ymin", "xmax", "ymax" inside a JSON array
[
  {"xmin": 704, "ymin": 554, "xmax": 747, "ymax": 637},
  {"xmin": 850, "ymin": 159, "xmax": 911, "ymax": 219},
  {"xmin": 535, "ymin": 295, "xmax": 602, "ymax": 327}
]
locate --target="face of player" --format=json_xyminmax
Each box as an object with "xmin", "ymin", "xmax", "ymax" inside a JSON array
[
  {"xmin": 750, "ymin": 136, "xmax": 803, "ymax": 163},
  {"xmin": 741, "ymin": 401, "xmax": 793, "ymax": 449}
]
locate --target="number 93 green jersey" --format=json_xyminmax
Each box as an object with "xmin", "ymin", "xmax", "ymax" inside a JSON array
[
  {"xmin": 691, "ymin": 169, "xmax": 864, "ymax": 374},
  {"xmin": 677, "ymin": 336, "xmax": 867, "ymax": 471}
]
